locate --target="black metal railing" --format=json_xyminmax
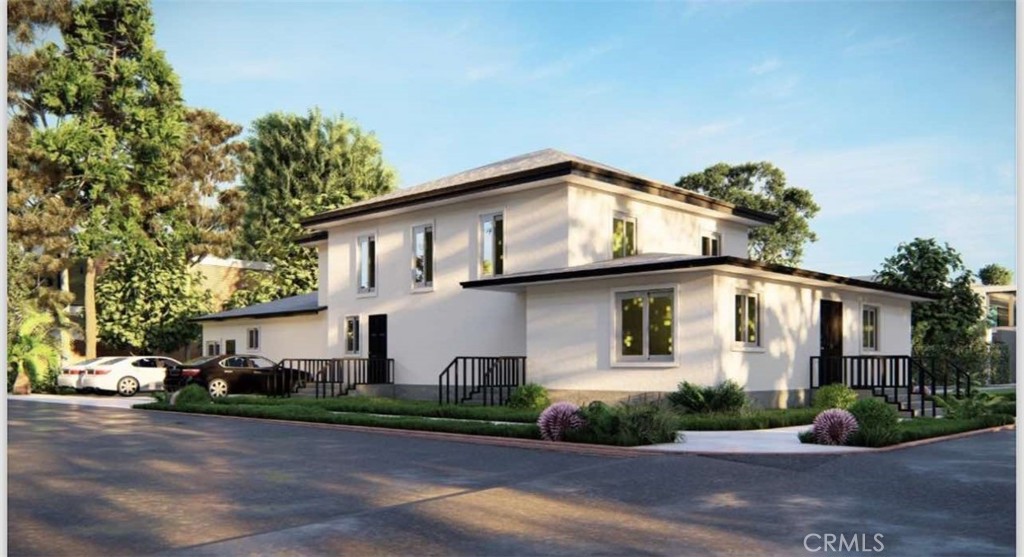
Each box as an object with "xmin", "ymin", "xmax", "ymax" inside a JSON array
[
  {"xmin": 313, "ymin": 358, "xmax": 394, "ymax": 398},
  {"xmin": 265, "ymin": 358, "xmax": 394, "ymax": 398},
  {"xmin": 438, "ymin": 356, "xmax": 527, "ymax": 406},
  {"xmin": 809, "ymin": 355, "xmax": 971, "ymax": 417}
]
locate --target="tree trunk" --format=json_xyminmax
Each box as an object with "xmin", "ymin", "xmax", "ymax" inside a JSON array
[
  {"xmin": 84, "ymin": 257, "xmax": 97, "ymax": 359},
  {"xmin": 60, "ymin": 268, "xmax": 72, "ymax": 362}
]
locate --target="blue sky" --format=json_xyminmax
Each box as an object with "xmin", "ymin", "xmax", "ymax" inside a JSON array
[{"xmin": 152, "ymin": 0, "xmax": 1015, "ymax": 277}]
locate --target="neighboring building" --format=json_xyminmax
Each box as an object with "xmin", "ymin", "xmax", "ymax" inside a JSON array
[
  {"xmin": 973, "ymin": 284, "xmax": 1017, "ymax": 384},
  {"xmin": 193, "ymin": 292, "xmax": 326, "ymax": 361},
  {"xmin": 201, "ymin": 149, "xmax": 932, "ymax": 407}
]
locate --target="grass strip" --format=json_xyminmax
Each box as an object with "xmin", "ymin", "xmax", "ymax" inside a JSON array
[
  {"xmin": 136, "ymin": 401, "xmax": 543, "ymax": 439},
  {"xmin": 212, "ymin": 396, "xmax": 543, "ymax": 423},
  {"xmin": 675, "ymin": 408, "xmax": 818, "ymax": 431},
  {"xmin": 896, "ymin": 415, "xmax": 1014, "ymax": 443}
]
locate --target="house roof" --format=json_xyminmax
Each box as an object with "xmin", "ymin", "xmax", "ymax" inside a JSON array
[
  {"xmin": 192, "ymin": 292, "xmax": 325, "ymax": 322},
  {"xmin": 460, "ymin": 253, "xmax": 939, "ymax": 300},
  {"xmin": 301, "ymin": 149, "xmax": 778, "ymax": 228}
]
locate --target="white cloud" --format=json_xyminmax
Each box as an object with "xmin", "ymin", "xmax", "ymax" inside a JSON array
[
  {"xmin": 695, "ymin": 117, "xmax": 744, "ymax": 137},
  {"xmin": 749, "ymin": 74, "xmax": 800, "ymax": 100},
  {"xmin": 526, "ymin": 40, "xmax": 621, "ymax": 82},
  {"xmin": 749, "ymin": 57, "xmax": 781, "ymax": 75}
]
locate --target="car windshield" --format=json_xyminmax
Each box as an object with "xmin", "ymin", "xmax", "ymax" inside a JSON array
[
  {"xmin": 182, "ymin": 356, "xmax": 220, "ymax": 366},
  {"xmin": 101, "ymin": 357, "xmax": 128, "ymax": 365},
  {"xmin": 251, "ymin": 357, "xmax": 276, "ymax": 368}
]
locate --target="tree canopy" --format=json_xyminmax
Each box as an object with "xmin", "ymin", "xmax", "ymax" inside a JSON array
[
  {"xmin": 978, "ymin": 264, "xmax": 1013, "ymax": 286},
  {"xmin": 675, "ymin": 162, "xmax": 819, "ymax": 266},
  {"xmin": 875, "ymin": 238, "xmax": 984, "ymax": 352},
  {"xmin": 230, "ymin": 108, "xmax": 397, "ymax": 307},
  {"xmin": 7, "ymin": 0, "xmax": 243, "ymax": 356}
]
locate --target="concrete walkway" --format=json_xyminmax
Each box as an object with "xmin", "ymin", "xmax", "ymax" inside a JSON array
[
  {"xmin": 642, "ymin": 425, "xmax": 873, "ymax": 454},
  {"xmin": 7, "ymin": 393, "xmax": 157, "ymax": 409}
]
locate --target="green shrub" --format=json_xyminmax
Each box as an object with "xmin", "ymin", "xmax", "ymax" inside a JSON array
[
  {"xmin": 847, "ymin": 398, "xmax": 900, "ymax": 447},
  {"xmin": 507, "ymin": 383, "xmax": 551, "ymax": 409},
  {"xmin": 172, "ymin": 384, "xmax": 212, "ymax": 406},
  {"xmin": 813, "ymin": 384, "xmax": 858, "ymax": 410},
  {"xmin": 677, "ymin": 407, "xmax": 818, "ymax": 431},
  {"xmin": 936, "ymin": 392, "xmax": 1012, "ymax": 419},
  {"xmin": 667, "ymin": 380, "xmax": 747, "ymax": 414},
  {"xmin": 568, "ymin": 401, "xmax": 678, "ymax": 446}
]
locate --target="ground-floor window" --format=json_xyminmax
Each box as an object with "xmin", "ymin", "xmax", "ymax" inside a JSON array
[
  {"xmin": 862, "ymin": 305, "xmax": 878, "ymax": 351},
  {"xmin": 206, "ymin": 341, "xmax": 221, "ymax": 356},
  {"xmin": 247, "ymin": 327, "xmax": 260, "ymax": 351},
  {"xmin": 734, "ymin": 292, "xmax": 760, "ymax": 347},
  {"xmin": 616, "ymin": 289, "xmax": 674, "ymax": 362},
  {"xmin": 345, "ymin": 315, "xmax": 360, "ymax": 354}
]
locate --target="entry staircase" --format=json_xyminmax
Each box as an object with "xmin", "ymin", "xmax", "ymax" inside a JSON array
[
  {"xmin": 438, "ymin": 356, "xmax": 527, "ymax": 406},
  {"xmin": 270, "ymin": 358, "xmax": 394, "ymax": 398},
  {"xmin": 809, "ymin": 355, "xmax": 972, "ymax": 417}
]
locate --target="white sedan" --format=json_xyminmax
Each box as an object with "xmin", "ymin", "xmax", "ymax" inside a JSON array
[
  {"xmin": 78, "ymin": 356, "xmax": 181, "ymax": 396},
  {"xmin": 57, "ymin": 357, "xmax": 120, "ymax": 391}
]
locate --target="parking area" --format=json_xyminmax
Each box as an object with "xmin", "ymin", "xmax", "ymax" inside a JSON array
[{"xmin": 8, "ymin": 397, "xmax": 1016, "ymax": 557}]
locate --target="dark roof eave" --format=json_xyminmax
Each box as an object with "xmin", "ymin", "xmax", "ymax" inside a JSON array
[
  {"xmin": 461, "ymin": 256, "xmax": 939, "ymax": 300},
  {"xmin": 301, "ymin": 161, "xmax": 778, "ymax": 228},
  {"xmin": 192, "ymin": 306, "xmax": 327, "ymax": 323},
  {"xmin": 295, "ymin": 231, "xmax": 328, "ymax": 246}
]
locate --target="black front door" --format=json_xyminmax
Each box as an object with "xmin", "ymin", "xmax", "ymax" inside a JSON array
[
  {"xmin": 368, "ymin": 314, "xmax": 388, "ymax": 383},
  {"xmin": 819, "ymin": 300, "xmax": 844, "ymax": 385}
]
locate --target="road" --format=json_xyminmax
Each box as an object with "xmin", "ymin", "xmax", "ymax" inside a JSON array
[{"xmin": 8, "ymin": 398, "xmax": 1016, "ymax": 557}]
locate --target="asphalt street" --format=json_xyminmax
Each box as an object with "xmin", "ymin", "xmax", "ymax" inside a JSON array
[{"xmin": 7, "ymin": 398, "xmax": 1016, "ymax": 557}]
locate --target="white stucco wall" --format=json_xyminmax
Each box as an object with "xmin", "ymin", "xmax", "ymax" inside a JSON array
[
  {"xmin": 321, "ymin": 186, "xmax": 567, "ymax": 385},
  {"xmin": 522, "ymin": 270, "xmax": 914, "ymax": 406},
  {"xmin": 567, "ymin": 184, "xmax": 750, "ymax": 265},
  {"xmin": 201, "ymin": 313, "xmax": 327, "ymax": 363}
]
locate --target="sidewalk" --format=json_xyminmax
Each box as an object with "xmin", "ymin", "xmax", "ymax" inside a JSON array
[
  {"xmin": 7, "ymin": 393, "xmax": 157, "ymax": 410},
  {"xmin": 640, "ymin": 425, "xmax": 873, "ymax": 454}
]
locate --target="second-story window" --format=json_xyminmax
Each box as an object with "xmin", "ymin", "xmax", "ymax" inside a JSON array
[
  {"xmin": 358, "ymin": 234, "xmax": 376, "ymax": 293},
  {"xmin": 701, "ymin": 233, "xmax": 721, "ymax": 256},
  {"xmin": 481, "ymin": 212, "xmax": 504, "ymax": 276},
  {"xmin": 612, "ymin": 213, "xmax": 637, "ymax": 259},
  {"xmin": 412, "ymin": 224, "xmax": 434, "ymax": 288}
]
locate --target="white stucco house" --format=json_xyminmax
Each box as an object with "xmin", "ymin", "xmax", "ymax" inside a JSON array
[{"xmin": 197, "ymin": 149, "xmax": 935, "ymax": 407}]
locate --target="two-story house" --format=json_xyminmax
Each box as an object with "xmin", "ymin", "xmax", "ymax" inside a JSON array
[{"xmin": 197, "ymin": 149, "xmax": 933, "ymax": 407}]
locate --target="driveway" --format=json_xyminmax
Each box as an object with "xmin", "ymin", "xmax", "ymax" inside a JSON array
[{"xmin": 8, "ymin": 399, "xmax": 1015, "ymax": 557}]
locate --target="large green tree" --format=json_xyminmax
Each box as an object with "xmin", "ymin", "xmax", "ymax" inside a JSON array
[
  {"xmin": 978, "ymin": 263, "xmax": 1013, "ymax": 286},
  {"xmin": 875, "ymin": 238, "xmax": 985, "ymax": 352},
  {"xmin": 96, "ymin": 244, "xmax": 210, "ymax": 353},
  {"xmin": 8, "ymin": 0, "xmax": 244, "ymax": 355},
  {"xmin": 675, "ymin": 162, "xmax": 819, "ymax": 266},
  {"xmin": 230, "ymin": 108, "xmax": 397, "ymax": 307}
]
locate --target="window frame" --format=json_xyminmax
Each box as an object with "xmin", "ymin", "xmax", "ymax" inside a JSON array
[
  {"xmin": 411, "ymin": 223, "xmax": 435, "ymax": 290},
  {"xmin": 861, "ymin": 304, "xmax": 879, "ymax": 352},
  {"xmin": 205, "ymin": 341, "xmax": 221, "ymax": 356},
  {"xmin": 612, "ymin": 212, "xmax": 638, "ymax": 259},
  {"xmin": 701, "ymin": 232, "xmax": 722, "ymax": 256},
  {"xmin": 357, "ymin": 233, "xmax": 377, "ymax": 295},
  {"xmin": 612, "ymin": 287, "xmax": 676, "ymax": 365},
  {"xmin": 344, "ymin": 315, "xmax": 361, "ymax": 355},
  {"xmin": 733, "ymin": 291, "xmax": 762, "ymax": 349},
  {"xmin": 479, "ymin": 211, "xmax": 505, "ymax": 277},
  {"xmin": 246, "ymin": 327, "xmax": 261, "ymax": 352}
]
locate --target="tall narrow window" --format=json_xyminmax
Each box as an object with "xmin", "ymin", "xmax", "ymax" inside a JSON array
[
  {"xmin": 701, "ymin": 233, "xmax": 721, "ymax": 256},
  {"xmin": 357, "ymin": 234, "xmax": 376, "ymax": 293},
  {"xmin": 734, "ymin": 292, "xmax": 760, "ymax": 347},
  {"xmin": 344, "ymin": 316, "xmax": 360, "ymax": 354},
  {"xmin": 247, "ymin": 327, "xmax": 260, "ymax": 351},
  {"xmin": 481, "ymin": 213, "xmax": 504, "ymax": 276},
  {"xmin": 616, "ymin": 289, "xmax": 674, "ymax": 362},
  {"xmin": 612, "ymin": 214, "xmax": 637, "ymax": 258},
  {"xmin": 412, "ymin": 224, "xmax": 434, "ymax": 288},
  {"xmin": 862, "ymin": 305, "xmax": 878, "ymax": 351},
  {"xmin": 206, "ymin": 341, "xmax": 221, "ymax": 356}
]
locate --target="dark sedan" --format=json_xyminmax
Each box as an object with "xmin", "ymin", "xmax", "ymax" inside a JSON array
[{"xmin": 164, "ymin": 355, "xmax": 306, "ymax": 398}]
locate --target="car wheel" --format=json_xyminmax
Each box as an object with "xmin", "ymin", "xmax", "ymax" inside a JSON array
[
  {"xmin": 117, "ymin": 376, "xmax": 140, "ymax": 397},
  {"xmin": 208, "ymin": 378, "xmax": 229, "ymax": 398}
]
